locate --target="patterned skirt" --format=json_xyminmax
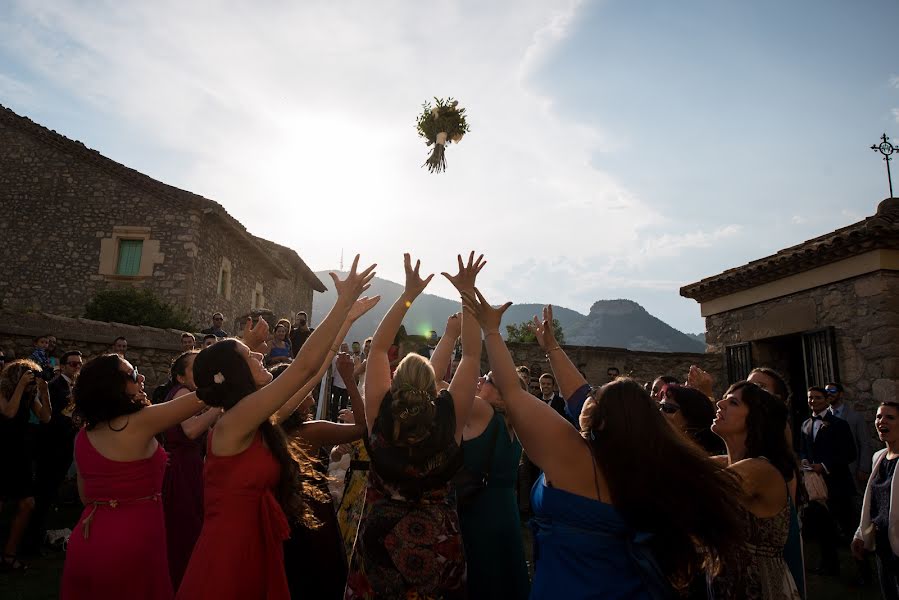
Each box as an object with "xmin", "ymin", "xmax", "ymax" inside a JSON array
[{"xmin": 344, "ymin": 485, "xmax": 466, "ymax": 600}]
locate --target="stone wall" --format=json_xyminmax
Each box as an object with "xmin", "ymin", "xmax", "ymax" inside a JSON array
[
  {"xmin": 504, "ymin": 341, "xmax": 727, "ymax": 397},
  {"xmin": 0, "ymin": 309, "xmax": 184, "ymax": 389},
  {"xmin": 0, "ymin": 115, "xmax": 199, "ymax": 317},
  {"xmin": 704, "ymin": 271, "xmax": 899, "ymax": 428},
  {"xmin": 0, "ymin": 108, "xmax": 319, "ymax": 330}
]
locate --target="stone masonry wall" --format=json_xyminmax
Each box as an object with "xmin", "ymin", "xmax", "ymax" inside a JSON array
[
  {"xmin": 503, "ymin": 342, "xmax": 727, "ymax": 397},
  {"xmin": 0, "ymin": 309, "xmax": 184, "ymax": 389},
  {"xmin": 192, "ymin": 225, "xmax": 315, "ymax": 329},
  {"xmin": 0, "ymin": 118, "xmax": 201, "ymax": 316},
  {"xmin": 704, "ymin": 271, "xmax": 899, "ymax": 435}
]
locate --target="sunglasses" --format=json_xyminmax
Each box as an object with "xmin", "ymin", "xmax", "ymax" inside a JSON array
[
  {"xmin": 124, "ymin": 366, "xmax": 139, "ymax": 383},
  {"xmin": 825, "ymin": 388, "xmax": 838, "ymax": 394},
  {"xmin": 659, "ymin": 402, "xmax": 681, "ymax": 415},
  {"xmin": 67, "ymin": 361, "xmax": 83, "ymax": 368}
]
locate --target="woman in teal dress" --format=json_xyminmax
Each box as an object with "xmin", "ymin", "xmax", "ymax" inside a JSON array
[{"xmin": 432, "ymin": 312, "xmax": 530, "ymax": 599}]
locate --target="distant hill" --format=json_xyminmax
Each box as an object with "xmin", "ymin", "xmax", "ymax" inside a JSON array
[{"xmin": 311, "ymin": 272, "xmax": 705, "ymax": 352}]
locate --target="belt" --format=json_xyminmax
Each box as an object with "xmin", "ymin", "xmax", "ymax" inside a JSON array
[{"xmin": 81, "ymin": 492, "xmax": 162, "ymax": 539}]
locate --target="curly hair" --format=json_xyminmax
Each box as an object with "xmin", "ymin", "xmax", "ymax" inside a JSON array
[
  {"xmin": 73, "ymin": 354, "xmax": 146, "ymax": 430},
  {"xmin": 192, "ymin": 339, "xmax": 326, "ymax": 526},
  {"xmin": 0, "ymin": 358, "xmax": 42, "ymax": 400},
  {"xmin": 725, "ymin": 380, "xmax": 798, "ymax": 483},
  {"xmin": 387, "ymin": 353, "xmax": 438, "ymax": 445},
  {"xmin": 582, "ymin": 377, "xmax": 745, "ymax": 590}
]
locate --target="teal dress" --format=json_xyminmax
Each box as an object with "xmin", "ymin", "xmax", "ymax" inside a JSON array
[{"xmin": 459, "ymin": 411, "xmax": 530, "ymax": 599}]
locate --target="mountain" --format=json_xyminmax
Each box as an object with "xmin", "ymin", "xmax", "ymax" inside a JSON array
[
  {"xmin": 311, "ymin": 272, "xmax": 704, "ymax": 352},
  {"xmin": 564, "ymin": 300, "xmax": 705, "ymax": 352}
]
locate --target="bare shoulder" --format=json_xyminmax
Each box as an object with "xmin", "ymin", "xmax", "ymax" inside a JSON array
[{"xmin": 730, "ymin": 457, "xmax": 785, "ymax": 500}]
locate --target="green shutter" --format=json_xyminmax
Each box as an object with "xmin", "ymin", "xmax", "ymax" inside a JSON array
[{"xmin": 116, "ymin": 240, "xmax": 143, "ymax": 275}]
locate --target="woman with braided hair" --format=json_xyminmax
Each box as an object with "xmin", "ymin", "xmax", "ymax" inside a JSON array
[{"xmin": 345, "ymin": 253, "xmax": 484, "ymax": 600}]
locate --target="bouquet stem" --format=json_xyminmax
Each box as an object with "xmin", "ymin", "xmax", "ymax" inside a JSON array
[{"xmin": 423, "ymin": 131, "xmax": 448, "ymax": 173}]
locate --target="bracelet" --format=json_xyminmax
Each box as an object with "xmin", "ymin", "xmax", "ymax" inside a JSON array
[
  {"xmin": 545, "ymin": 345, "xmax": 562, "ymax": 355},
  {"xmin": 484, "ymin": 331, "xmax": 502, "ymax": 339}
]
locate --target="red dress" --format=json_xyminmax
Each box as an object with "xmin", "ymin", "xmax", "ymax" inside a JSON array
[
  {"xmin": 62, "ymin": 430, "xmax": 172, "ymax": 600},
  {"xmin": 176, "ymin": 429, "xmax": 290, "ymax": 600}
]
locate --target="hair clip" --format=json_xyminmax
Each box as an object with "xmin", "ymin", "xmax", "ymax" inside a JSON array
[{"xmin": 213, "ymin": 372, "xmax": 225, "ymax": 384}]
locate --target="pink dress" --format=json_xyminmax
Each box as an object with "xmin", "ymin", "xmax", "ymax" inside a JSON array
[
  {"xmin": 62, "ymin": 430, "xmax": 172, "ymax": 599},
  {"xmin": 176, "ymin": 429, "xmax": 290, "ymax": 600}
]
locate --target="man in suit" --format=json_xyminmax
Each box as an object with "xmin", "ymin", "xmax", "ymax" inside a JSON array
[
  {"xmin": 800, "ymin": 385, "xmax": 858, "ymax": 575},
  {"xmin": 826, "ymin": 382, "xmax": 874, "ymax": 488}
]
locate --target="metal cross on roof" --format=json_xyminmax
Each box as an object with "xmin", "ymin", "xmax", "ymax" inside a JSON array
[{"xmin": 871, "ymin": 133, "xmax": 898, "ymax": 198}]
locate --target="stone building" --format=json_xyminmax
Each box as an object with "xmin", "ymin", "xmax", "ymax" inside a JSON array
[
  {"xmin": 681, "ymin": 197, "xmax": 899, "ymax": 431},
  {"xmin": 0, "ymin": 104, "xmax": 325, "ymax": 327}
]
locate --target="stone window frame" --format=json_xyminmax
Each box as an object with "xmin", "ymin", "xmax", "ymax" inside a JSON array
[
  {"xmin": 251, "ymin": 282, "xmax": 265, "ymax": 309},
  {"xmin": 217, "ymin": 258, "xmax": 232, "ymax": 300},
  {"xmin": 99, "ymin": 226, "xmax": 164, "ymax": 279}
]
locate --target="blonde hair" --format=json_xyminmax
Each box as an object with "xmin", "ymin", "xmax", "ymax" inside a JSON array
[{"xmin": 388, "ymin": 353, "xmax": 438, "ymax": 444}]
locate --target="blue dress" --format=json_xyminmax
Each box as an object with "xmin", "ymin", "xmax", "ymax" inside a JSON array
[{"xmin": 530, "ymin": 474, "xmax": 673, "ymax": 599}]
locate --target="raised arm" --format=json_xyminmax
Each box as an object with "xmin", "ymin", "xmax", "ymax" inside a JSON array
[
  {"xmin": 274, "ymin": 298, "xmax": 379, "ymax": 424},
  {"xmin": 430, "ymin": 313, "xmax": 462, "ymax": 385},
  {"xmin": 33, "ymin": 378, "xmax": 52, "ymax": 423},
  {"xmin": 365, "ymin": 253, "xmax": 434, "ymax": 433},
  {"xmin": 532, "ymin": 305, "xmax": 588, "ymax": 401},
  {"xmin": 220, "ymin": 257, "xmax": 376, "ymax": 442},
  {"xmin": 462, "ymin": 289, "xmax": 588, "ymax": 488},
  {"xmin": 443, "ymin": 252, "xmax": 485, "ymax": 442},
  {"xmin": 294, "ymin": 354, "xmax": 367, "ymax": 450},
  {"xmin": 0, "ymin": 372, "xmax": 32, "ymax": 419}
]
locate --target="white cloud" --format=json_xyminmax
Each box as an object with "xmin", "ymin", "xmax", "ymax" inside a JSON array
[
  {"xmin": 889, "ymin": 75, "xmax": 899, "ymax": 89},
  {"xmin": 791, "ymin": 215, "xmax": 806, "ymax": 225},
  {"xmin": 893, "ymin": 108, "xmax": 899, "ymax": 124}
]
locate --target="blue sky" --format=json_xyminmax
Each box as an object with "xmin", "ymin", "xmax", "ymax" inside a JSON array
[{"xmin": 1, "ymin": 1, "xmax": 897, "ymax": 333}]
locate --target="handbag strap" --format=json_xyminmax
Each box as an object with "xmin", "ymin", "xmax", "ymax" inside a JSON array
[{"xmin": 482, "ymin": 413, "xmax": 501, "ymax": 483}]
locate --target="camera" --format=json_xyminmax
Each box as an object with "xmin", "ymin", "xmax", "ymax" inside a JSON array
[{"xmin": 28, "ymin": 369, "xmax": 53, "ymax": 382}]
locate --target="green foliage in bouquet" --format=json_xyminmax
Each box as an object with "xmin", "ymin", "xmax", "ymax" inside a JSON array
[{"xmin": 416, "ymin": 97, "xmax": 471, "ymax": 173}]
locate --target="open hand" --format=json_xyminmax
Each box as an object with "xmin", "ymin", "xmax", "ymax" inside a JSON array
[
  {"xmin": 687, "ymin": 365, "xmax": 714, "ymax": 399},
  {"xmin": 402, "ymin": 253, "xmax": 434, "ymax": 299},
  {"xmin": 460, "ymin": 288, "xmax": 512, "ymax": 333},
  {"xmin": 851, "ymin": 537, "xmax": 866, "ymax": 561},
  {"xmin": 531, "ymin": 305, "xmax": 558, "ymax": 350},
  {"xmin": 348, "ymin": 296, "xmax": 381, "ymax": 322},
  {"xmin": 330, "ymin": 254, "xmax": 376, "ymax": 303},
  {"xmin": 242, "ymin": 317, "xmax": 270, "ymax": 355},
  {"xmin": 335, "ymin": 352, "xmax": 355, "ymax": 381},
  {"xmin": 441, "ymin": 251, "xmax": 485, "ymax": 293}
]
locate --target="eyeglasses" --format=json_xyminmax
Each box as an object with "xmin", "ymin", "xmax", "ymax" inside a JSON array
[
  {"xmin": 659, "ymin": 402, "xmax": 681, "ymax": 415},
  {"xmin": 123, "ymin": 366, "xmax": 139, "ymax": 382},
  {"xmin": 67, "ymin": 361, "xmax": 83, "ymax": 368}
]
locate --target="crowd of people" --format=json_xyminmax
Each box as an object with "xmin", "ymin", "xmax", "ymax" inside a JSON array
[{"xmin": 0, "ymin": 252, "xmax": 895, "ymax": 599}]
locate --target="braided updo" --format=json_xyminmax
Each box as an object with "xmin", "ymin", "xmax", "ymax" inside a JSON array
[{"xmin": 388, "ymin": 353, "xmax": 438, "ymax": 445}]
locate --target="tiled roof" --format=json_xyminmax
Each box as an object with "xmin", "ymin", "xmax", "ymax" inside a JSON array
[{"xmin": 680, "ymin": 198, "xmax": 899, "ymax": 303}]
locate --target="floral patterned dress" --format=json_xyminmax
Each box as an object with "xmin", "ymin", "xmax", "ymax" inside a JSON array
[{"xmin": 345, "ymin": 390, "xmax": 465, "ymax": 600}]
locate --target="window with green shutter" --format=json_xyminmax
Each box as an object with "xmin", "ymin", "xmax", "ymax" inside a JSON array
[{"xmin": 115, "ymin": 239, "xmax": 143, "ymax": 275}]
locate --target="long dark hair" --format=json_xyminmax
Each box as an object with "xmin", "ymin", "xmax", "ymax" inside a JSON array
[
  {"xmin": 192, "ymin": 339, "xmax": 325, "ymax": 526},
  {"xmin": 73, "ymin": 354, "xmax": 146, "ymax": 430},
  {"xmin": 583, "ymin": 378, "xmax": 745, "ymax": 590},
  {"xmin": 662, "ymin": 384, "xmax": 716, "ymax": 430},
  {"xmin": 748, "ymin": 367, "xmax": 791, "ymax": 405},
  {"xmin": 152, "ymin": 350, "xmax": 199, "ymax": 404},
  {"xmin": 725, "ymin": 380, "xmax": 798, "ymax": 482}
]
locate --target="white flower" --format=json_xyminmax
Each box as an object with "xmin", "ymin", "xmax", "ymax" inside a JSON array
[{"xmin": 213, "ymin": 372, "xmax": 225, "ymax": 384}]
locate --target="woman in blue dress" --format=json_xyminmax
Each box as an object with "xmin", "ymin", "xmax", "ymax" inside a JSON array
[{"xmin": 463, "ymin": 295, "xmax": 747, "ymax": 599}]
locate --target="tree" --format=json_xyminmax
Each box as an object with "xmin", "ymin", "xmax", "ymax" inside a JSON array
[
  {"xmin": 505, "ymin": 318, "xmax": 565, "ymax": 345},
  {"xmin": 85, "ymin": 288, "xmax": 194, "ymax": 331}
]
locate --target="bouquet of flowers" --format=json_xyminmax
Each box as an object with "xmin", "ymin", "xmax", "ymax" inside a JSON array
[{"xmin": 416, "ymin": 97, "xmax": 470, "ymax": 174}]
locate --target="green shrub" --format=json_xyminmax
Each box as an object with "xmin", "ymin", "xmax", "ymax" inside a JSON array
[
  {"xmin": 85, "ymin": 288, "xmax": 194, "ymax": 331},
  {"xmin": 506, "ymin": 318, "xmax": 565, "ymax": 344}
]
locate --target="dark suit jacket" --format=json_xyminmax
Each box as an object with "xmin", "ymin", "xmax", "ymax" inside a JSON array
[{"xmin": 800, "ymin": 412, "xmax": 857, "ymax": 500}]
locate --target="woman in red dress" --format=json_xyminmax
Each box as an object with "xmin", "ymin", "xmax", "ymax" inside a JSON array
[
  {"xmin": 61, "ymin": 354, "xmax": 214, "ymax": 600},
  {"xmin": 176, "ymin": 258, "xmax": 375, "ymax": 600}
]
